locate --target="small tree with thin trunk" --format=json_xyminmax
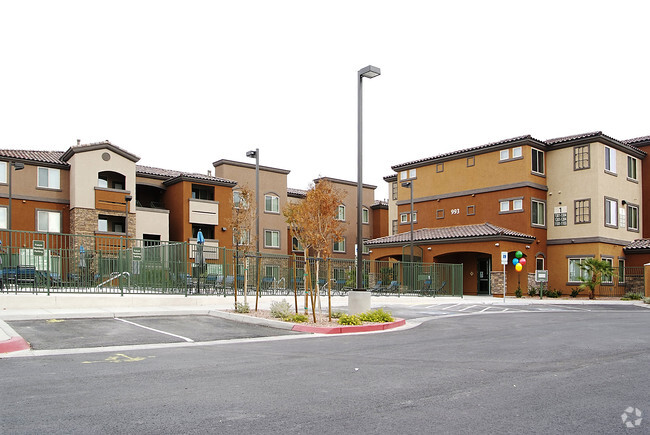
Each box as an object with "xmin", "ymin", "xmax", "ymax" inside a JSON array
[
  {"xmin": 284, "ymin": 201, "xmax": 312, "ymax": 315},
  {"xmin": 579, "ymin": 258, "xmax": 615, "ymax": 300},
  {"xmin": 229, "ymin": 186, "xmax": 256, "ymax": 307}
]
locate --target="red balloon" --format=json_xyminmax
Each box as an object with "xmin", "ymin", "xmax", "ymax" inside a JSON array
[{"xmin": 519, "ymin": 258, "xmax": 526, "ymax": 266}]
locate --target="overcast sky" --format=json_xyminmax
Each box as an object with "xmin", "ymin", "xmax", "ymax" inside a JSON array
[{"xmin": 2, "ymin": 1, "xmax": 649, "ymax": 200}]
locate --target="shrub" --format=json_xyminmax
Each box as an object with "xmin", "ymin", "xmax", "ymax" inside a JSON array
[
  {"xmin": 515, "ymin": 288, "xmax": 523, "ymax": 298},
  {"xmin": 234, "ymin": 302, "xmax": 250, "ymax": 313},
  {"xmin": 286, "ymin": 313, "xmax": 308, "ymax": 323},
  {"xmin": 331, "ymin": 311, "xmax": 344, "ymax": 319},
  {"xmin": 570, "ymin": 288, "xmax": 583, "ymax": 298},
  {"xmin": 545, "ymin": 289, "xmax": 559, "ymax": 298},
  {"xmin": 270, "ymin": 299, "xmax": 293, "ymax": 319},
  {"xmin": 644, "ymin": 297, "xmax": 650, "ymax": 304},
  {"xmin": 622, "ymin": 292, "xmax": 643, "ymax": 301},
  {"xmin": 358, "ymin": 308, "xmax": 394, "ymax": 323},
  {"xmin": 528, "ymin": 287, "xmax": 538, "ymax": 297},
  {"xmin": 338, "ymin": 314, "xmax": 362, "ymax": 325}
]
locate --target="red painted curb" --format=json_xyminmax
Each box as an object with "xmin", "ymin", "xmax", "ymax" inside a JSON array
[
  {"xmin": 292, "ymin": 318, "xmax": 406, "ymax": 334},
  {"xmin": 0, "ymin": 337, "xmax": 30, "ymax": 354}
]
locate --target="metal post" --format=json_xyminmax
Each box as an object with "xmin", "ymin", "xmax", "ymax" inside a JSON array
[{"xmin": 255, "ymin": 149, "xmax": 259, "ymax": 255}]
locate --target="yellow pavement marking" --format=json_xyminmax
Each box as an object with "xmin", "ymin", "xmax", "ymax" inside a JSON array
[
  {"xmin": 46, "ymin": 319, "xmax": 65, "ymax": 323},
  {"xmin": 82, "ymin": 353, "xmax": 155, "ymax": 364}
]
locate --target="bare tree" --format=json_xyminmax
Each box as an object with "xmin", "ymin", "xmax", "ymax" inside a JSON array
[{"xmin": 230, "ymin": 186, "xmax": 256, "ymax": 307}]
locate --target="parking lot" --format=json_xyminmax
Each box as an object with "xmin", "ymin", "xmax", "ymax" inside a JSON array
[{"xmin": 6, "ymin": 315, "xmax": 301, "ymax": 351}]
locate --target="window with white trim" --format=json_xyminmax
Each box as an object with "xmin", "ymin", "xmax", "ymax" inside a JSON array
[
  {"xmin": 0, "ymin": 206, "xmax": 6, "ymax": 229},
  {"xmin": 37, "ymin": 210, "xmax": 61, "ymax": 233},
  {"xmin": 627, "ymin": 204, "xmax": 639, "ymax": 232},
  {"xmin": 391, "ymin": 182, "xmax": 398, "ymax": 200},
  {"xmin": 532, "ymin": 149, "xmax": 544, "ymax": 175},
  {"xmin": 627, "ymin": 156, "xmax": 637, "ymax": 180},
  {"xmin": 264, "ymin": 230, "xmax": 280, "ymax": 248},
  {"xmin": 37, "ymin": 167, "xmax": 60, "ymax": 189},
  {"xmin": 400, "ymin": 169, "xmax": 416, "ymax": 180},
  {"xmin": 292, "ymin": 237, "xmax": 303, "ymax": 252},
  {"xmin": 499, "ymin": 201, "xmax": 510, "ymax": 212},
  {"xmin": 512, "ymin": 147, "xmax": 522, "ymax": 158},
  {"xmin": 0, "ymin": 161, "xmax": 7, "ymax": 184},
  {"xmin": 531, "ymin": 199, "xmax": 546, "ymax": 226},
  {"xmin": 618, "ymin": 259, "xmax": 625, "ymax": 284},
  {"xmin": 391, "ymin": 219, "xmax": 398, "ymax": 235},
  {"xmin": 400, "ymin": 211, "xmax": 417, "ymax": 223},
  {"xmin": 336, "ymin": 205, "xmax": 346, "ymax": 221},
  {"xmin": 362, "ymin": 207, "xmax": 369, "ymax": 224},
  {"xmin": 499, "ymin": 149, "xmax": 509, "ymax": 161},
  {"xmin": 605, "ymin": 147, "xmax": 616, "ymax": 173},
  {"xmin": 362, "ymin": 239, "xmax": 370, "ymax": 254},
  {"xmin": 602, "ymin": 257, "xmax": 614, "ymax": 284},
  {"xmin": 333, "ymin": 237, "xmax": 346, "ymax": 253},
  {"xmin": 264, "ymin": 194, "xmax": 279, "ymax": 213},
  {"xmin": 605, "ymin": 198, "xmax": 618, "ymax": 227},
  {"xmin": 513, "ymin": 199, "xmax": 523, "ymax": 211},
  {"xmin": 568, "ymin": 258, "xmax": 590, "ymax": 282}
]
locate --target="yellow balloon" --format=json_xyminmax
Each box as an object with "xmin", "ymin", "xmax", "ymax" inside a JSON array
[{"xmin": 515, "ymin": 263, "xmax": 523, "ymax": 272}]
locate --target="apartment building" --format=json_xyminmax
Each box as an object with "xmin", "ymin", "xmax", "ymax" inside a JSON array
[{"xmin": 368, "ymin": 132, "xmax": 646, "ymax": 296}]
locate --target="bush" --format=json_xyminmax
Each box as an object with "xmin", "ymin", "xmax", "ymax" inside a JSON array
[
  {"xmin": 570, "ymin": 288, "xmax": 583, "ymax": 298},
  {"xmin": 545, "ymin": 289, "xmax": 559, "ymax": 298},
  {"xmin": 338, "ymin": 314, "xmax": 362, "ymax": 325},
  {"xmin": 234, "ymin": 302, "xmax": 250, "ymax": 313},
  {"xmin": 622, "ymin": 292, "xmax": 643, "ymax": 301},
  {"xmin": 286, "ymin": 313, "xmax": 309, "ymax": 323},
  {"xmin": 528, "ymin": 287, "xmax": 538, "ymax": 297},
  {"xmin": 270, "ymin": 299, "xmax": 293, "ymax": 319},
  {"xmin": 358, "ymin": 308, "xmax": 394, "ymax": 323},
  {"xmin": 515, "ymin": 288, "xmax": 523, "ymax": 298},
  {"xmin": 644, "ymin": 297, "xmax": 650, "ymax": 304},
  {"xmin": 331, "ymin": 311, "xmax": 344, "ymax": 319}
]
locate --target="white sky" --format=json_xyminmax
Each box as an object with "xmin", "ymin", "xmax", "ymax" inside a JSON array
[{"xmin": 2, "ymin": 1, "xmax": 649, "ymax": 200}]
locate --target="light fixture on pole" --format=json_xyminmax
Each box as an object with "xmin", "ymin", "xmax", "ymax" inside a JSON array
[
  {"xmin": 246, "ymin": 148, "xmax": 260, "ymax": 254},
  {"xmin": 402, "ymin": 181, "xmax": 414, "ymax": 289},
  {"xmin": 356, "ymin": 65, "xmax": 380, "ymax": 291},
  {"xmin": 7, "ymin": 161, "xmax": 24, "ymax": 271}
]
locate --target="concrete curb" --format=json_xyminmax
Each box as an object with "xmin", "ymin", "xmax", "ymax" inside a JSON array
[
  {"xmin": 0, "ymin": 320, "xmax": 30, "ymax": 354},
  {"xmin": 207, "ymin": 310, "xmax": 295, "ymax": 330},
  {"xmin": 291, "ymin": 318, "xmax": 406, "ymax": 334}
]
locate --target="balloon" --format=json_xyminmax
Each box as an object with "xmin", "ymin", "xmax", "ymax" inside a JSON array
[
  {"xmin": 519, "ymin": 257, "xmax": 526, "ymax": 265},
  {"xmin": 515, "ymin": 251, "xmax": 523, "ymax": 259},
  {"xmin": 512, "ymin": 258, "xmax": 519, "ymax": 265},
  {"xmin": 515, "ymin": 263, "xmax": 523, "ymax": 272}
]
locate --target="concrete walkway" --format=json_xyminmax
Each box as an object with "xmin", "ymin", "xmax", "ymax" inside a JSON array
[{"xmin": 2, "ymin": 293, "xmax": 648, "ymax": 354}]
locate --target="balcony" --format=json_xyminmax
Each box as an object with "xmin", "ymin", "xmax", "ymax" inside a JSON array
[
  {"xmin": 189, "ymin": 199, "xmax": 219, "ymax": 226},
  {"xmin": 95, "ymin": 187, "xmax": 131, "ymax": 212}
]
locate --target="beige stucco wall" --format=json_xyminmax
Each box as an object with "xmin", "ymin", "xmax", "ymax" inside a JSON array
[
  {"xmin": 546, "ymin": 141, "xmax": 642, "ymax": 242},
  {"xmin": 69, "ymin": 149, "xmax": 136, "ymax": 209},
  {"xmin": 135, "ymin": 208, "xmax": 169, "ymax": 240},
  {"xmin": 0, "ymin": 164, "xmax": 70, "ymax": 203}
]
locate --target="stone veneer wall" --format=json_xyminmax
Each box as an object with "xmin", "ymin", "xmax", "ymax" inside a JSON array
[
  {"xmin": 70, "ymin": 208, "xmax": 135, "ymax": 239},
  {"xmin": 490, "ymin": 271, "xmax": 504, "ymax": 295}
]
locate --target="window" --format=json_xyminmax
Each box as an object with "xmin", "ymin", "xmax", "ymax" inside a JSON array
[
  {"xmin": 536, "ymin": 256, "xmax": 544, "ymax": 271},
  {"xmin": 233, "ymin": 191, "xmax": 247, "ymax": 209},
  {"xmin": 362, "ymin": 207, "xmax": 369, "ymax": 224},
  {"xmin": 37, "ymin": 210, "xmax": 61, "ymax": 233},
  {"xmin": 627, "ymin": 204, "xmax": 639, "ymax": 232},
  {"xmin": 409, "ymin": 169, "xmax": 416, "ymax": 179},
  {"xmin": 292, "ymin": 237, "xmax": 303, "ymax": 252},
  {"xmin": 512, "ymin": 147, "xmax": 522, "ymax": 158},
  {"xmin": 500, "ymin": 201, "xmax": 510, "ymax": 212},
  {"xmin": 333, "ymin": 237, "xmax": 346, "ymax": 253},
  {"xmin": 0, "ymin": 207, "xmax": 6, "ymax": 229},
  {"xmin": 265, "ymin": 195, "xmax": 279, "ymax": 213},
  {"xmin": 233, "ymin": 229, "xmax": 250, "ymax": 246},
  {"xmin": 499, "ymin": 149, "xmax": 509, "ymax": 161},
  {"xmin": 400, "ymin": 211, "xmax": 417, "ymax": 223},
  {"xmin": 568, "ymin": 258, "xmax": 591, "ymax": 282},
  {"xmin": 0, "ymin": 161, "xmax": 6, "ymax": 183},
  {"xmin": 98, "ymin": 214, "xmax": 127, "ymax": 234},
  {"xmin": 602, "ymin": 258, "xmax": 614, "ymax": 284},
  {"xmin": 192, "ymin": 184, "xmax": 214, "ymax": 200},
  {"xmin": 618, "ymin": 259, "xmax": 625, "ymax": 284},
  {"xmin": 575, "ymin": 199, "xmax": 591, "ymax": 224},
  {"xmin": 605, "ymin": 147, "xmax": 616, "ymax": 173},
  {"xmin": 265, "ymin": 265, "xmax": 280, "ymax": 281},
  {"xmin": 362, "ymin": 239, "xmax": 370, "ymax": 254},
  {"xmin": 391, "ymin": 219, "xmax": 398, "ymax": 235},
  {"xmin": 531, "ymin": 149, "xmax": 544, "ymax": 175},
  {"xmin": 531, "ymin": 199, "xmax": 546, "ymax": 226},
  {"xmin": 628, "ymin": 156, "xmax": 637, "ymax": 181},
  {"xmin": 336, "ymin": 205, "xmax": 346, "ymax": 221},
  {"xmin": 436, "ymin": 163, "xmax": 444, "ymax": 173},
  {"xmin": 264, "ymin": 230, "xmax": 280, "ymax": 248},
  {"xmin": 574, "ymin": 145, "xmax": 590, "ymax": 170},
  {"xmin": 391, "ymin": 182, "xmax": 398, "ymax": 200},
  {"xmin": 37, "ymin": 167, "xmax": 60, "ymax": 189},
  {"xmin": 97, "ymin": 178, "xmax": 108, "ymax": 188},
  {"xmin": 513, "ymin": 199, "xmax": 523, "ymax": 211},
  {"xmin": 605, "ymin": 197, "xmax": 618, "ymax": 227},
  {"xmin": 192, "ymin": 225, "xmax": 214, "ymax": 239},
  {"xmin": 400, "ymin": 169, "xmax": 416, "ymax": 180}
]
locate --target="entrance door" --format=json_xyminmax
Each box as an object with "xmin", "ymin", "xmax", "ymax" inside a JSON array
[{"xmin": 477, "ymin": 258, "xmax": 490, "ymax": 295}]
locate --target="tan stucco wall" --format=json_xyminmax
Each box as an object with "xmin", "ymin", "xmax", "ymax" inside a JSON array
[
  {"xmin": 69, "ymin": 149, "xmax": 136, "ymax": 209},
  {"xmin": 0, "ymin": 164, "xmax": 70, "ymax": 203},
  {"xmin": 135, "ymin": 208, "xmax": 169, "ymax": 240},
  {"xmin": 546, "ymin": 141, "xmax": 642, "ymax": 242}
]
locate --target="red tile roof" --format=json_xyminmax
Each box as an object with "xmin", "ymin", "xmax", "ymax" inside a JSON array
[
  {"xmin": 624, "ymin": 239, "xmax": 650, "ymax": 251},
  {"xmin": 366, "ymin": 222, "xmax": 535, "ymax": 246},
  {"xmin": 0, "ymin": 149, "xmax": 67, "ymax": 166}
]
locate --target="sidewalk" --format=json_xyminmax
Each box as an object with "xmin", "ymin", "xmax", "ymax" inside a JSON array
[{"xmin": 2, "ymin": 293, "xmax": 647, "ymax": 354}]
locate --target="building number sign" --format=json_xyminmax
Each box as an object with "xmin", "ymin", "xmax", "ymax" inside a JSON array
[{"xmin": 450, "ymin": 208, "xmax": 460, "ymax": 215}]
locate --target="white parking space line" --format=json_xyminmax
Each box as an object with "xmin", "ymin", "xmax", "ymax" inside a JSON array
[
  {"xmin": 439, "ymin": 304, "xmax": 462, "ymax": 310},
  {"xmin": 479, "ymin": 307, "xmax": 491, "ymax": 313},
  {"xmin": 115, "ymin": 318, "xmax": 194, "ymax": 343},
  {"xmin": 458, "ymin": 305, "xmax": 477, "ymax": 312}
]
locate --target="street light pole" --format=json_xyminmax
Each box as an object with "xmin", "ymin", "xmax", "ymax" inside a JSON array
[
  {"xmin": 124, "ymin": 195, "xmax": 132, "ymax": 242},
  {"xmin": 246, "ymin": 149, "xmax": 260, "ymax": 254},
  {"xmin": 7, "ymin": 161, "xmax": 24, "ymax": 271},
  {"xmin": 402, "ymin": 181, "xmax": 414, "ymax": 289},
  {"xmin": 356, "ymin": 65, "xmax": 380, "ymax": 290}
]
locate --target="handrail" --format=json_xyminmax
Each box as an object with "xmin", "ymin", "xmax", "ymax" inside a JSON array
[{"xmin": 97, "ymin": 271, "xmax": 131, "ymax": 289}]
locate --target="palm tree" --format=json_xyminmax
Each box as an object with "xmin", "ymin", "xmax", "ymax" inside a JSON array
[{"xmin": 579, "ymin": 258, "xmax": 615, "ymax": 299}]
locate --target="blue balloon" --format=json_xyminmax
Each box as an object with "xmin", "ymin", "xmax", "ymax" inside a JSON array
[{"xmin": 512, "ymin": 258, "xmax": 519, "ymax": 265}]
